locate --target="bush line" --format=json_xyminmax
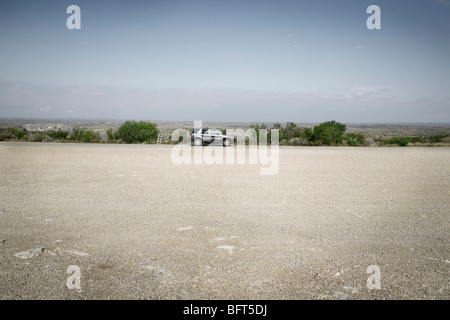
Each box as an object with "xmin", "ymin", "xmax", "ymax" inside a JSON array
[{"xmin": 0, "ymin": 121, "xmax": 448, "ymax": 146}]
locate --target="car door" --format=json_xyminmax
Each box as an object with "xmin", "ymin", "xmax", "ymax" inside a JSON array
[
  {"xmin": 209, "ymin": 129, "xmax": 222, "ymax": 145},
  {"xmin": 202, "ymin": 129, "xmax": 212, "ymax": 144}
]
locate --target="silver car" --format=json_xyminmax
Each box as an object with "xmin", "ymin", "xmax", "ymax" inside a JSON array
[{"xmin": 190, "ymin": 128, "xmax": 234, "ymax": 147}]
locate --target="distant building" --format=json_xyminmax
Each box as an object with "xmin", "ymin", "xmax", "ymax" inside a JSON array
[{"xmin": 22, "ymin": 124, "xmax": 71, "ymax": 132}]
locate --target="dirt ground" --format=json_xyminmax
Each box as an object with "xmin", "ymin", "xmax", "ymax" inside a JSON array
[{"xmin": 0, "ymin": 142, "xmax": 448, "ymax": 300}]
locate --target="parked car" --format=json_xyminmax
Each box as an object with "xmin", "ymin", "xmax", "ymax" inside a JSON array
[{"xmin": 190, "ymin": 128, "xmax": 234, "ymax": 147}]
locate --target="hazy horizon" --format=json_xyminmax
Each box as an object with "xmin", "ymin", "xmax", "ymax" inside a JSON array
[
  {"xmin": 2, "ymin": 116, "xmax": 450, "ymax": 127},
  {"xmin": 1, "ymin": 0, "xmax": 449, "ymax": 123}
]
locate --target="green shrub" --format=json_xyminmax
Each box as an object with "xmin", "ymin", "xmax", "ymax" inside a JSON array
[
  {"xmin": 380, "ymin": 135, "xmax": 447, "ymax": 146},
  {"xmin": 427, "ymin": 135, "xmax": 447, "ymax": 143},
  {"xmin": 282, "ymin": 122, "xmax": 303, "ymax": 141},
  {"xmin": 343, "ymin": 136, "xmax": 359, "ymax": 146},
  {"xmin": 7, "ymin": 128, "xmax": 25, "ymax": 140},
  {"xmin": 29, "ymin": 133, "xmax": 48, "ymax": 142},
  {"xmin": 70, "ymin": 126, "xmax": 100, "ymax": 143},
  {"xmin": 382, "ymin": 137, "xmax": 409, "ymax": 147},
  {"xmin": 106, "ymin": 128, "xmax": 118, "ymax": 142},
  {"xmin": 312, "ymin": 121, "xmax": 347, "ymax": 145},
  {"xmin": 302, "ymin": 127, "xmax": 314, "ymax": 144},
  {"xmin": 47, "ymin": 129, "xmax": 69, "ymax": 140},
  {"xmin": 116, "ymin": 121, "xmax": 158, "ymax": 144},
  {"xmin": 396, "ymin": 138, "xmax": 409, "ymax": 147},
  {"xmin": 345, "ymin": 133, "xmax": 366, "ymax": 146},
  {"xmin": 407, "ymin": 136, "xmax": 424, "ymax": 144},
  {"xmin": 70, "ymin": 126, "xmax": 84, "ymax": 141},
  {"xmin": 82, "ymin": 130, "xmax": 96, "ymax": 142}
]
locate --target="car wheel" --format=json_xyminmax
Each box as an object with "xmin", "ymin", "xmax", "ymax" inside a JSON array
[
  {"xmin": 223, "ymin": 138, "xmax": 231, "ymax": 147},
  {"xmin": 194, "ymin": 138, "xmax": 202, "ymax": 146}
]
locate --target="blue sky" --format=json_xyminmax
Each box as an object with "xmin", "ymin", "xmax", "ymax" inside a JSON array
[{"xmin": 0, "ymin": 0, "xmax": 449, "ymax": 122}]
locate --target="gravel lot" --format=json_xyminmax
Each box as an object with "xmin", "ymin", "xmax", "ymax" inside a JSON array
[{"xmin": 0, "ymin": 142, "xmax": 448, "ymax": 300}]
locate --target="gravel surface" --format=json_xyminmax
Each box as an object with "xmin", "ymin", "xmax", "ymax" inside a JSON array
[{"xmin": 0, "ymin": 142, "xmax": 448, "ymax": 300}]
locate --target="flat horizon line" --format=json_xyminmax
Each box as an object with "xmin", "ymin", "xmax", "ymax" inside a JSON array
[{"xmin": 1, "ymin": 117, "xmax": 450, "ymax": 127}]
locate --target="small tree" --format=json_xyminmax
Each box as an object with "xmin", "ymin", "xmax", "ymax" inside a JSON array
[
  {"xmin": 313, "ymin": 121, "xmax": 347, "ymax": 145},
  {"xmin": 302, "ymin": 127, "xmax": 314, "ymax": 144},
  {"xmin": 283, "ymin": 122, "xmax": 302, "ymax": 141},
  {"xmin": 116, "ymin": 121, "xmax": 158, "ymax": 144}
]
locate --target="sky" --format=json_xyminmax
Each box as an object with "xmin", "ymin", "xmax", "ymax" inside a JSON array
[{"xmin": 0, "ymin": 0, "xmax": 449, "ymax": 123}]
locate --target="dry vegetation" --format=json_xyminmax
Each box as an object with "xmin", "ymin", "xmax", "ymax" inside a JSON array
[{"xmin": 1, "ymin": 118, "xmax": 449, "ymax": 147}]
